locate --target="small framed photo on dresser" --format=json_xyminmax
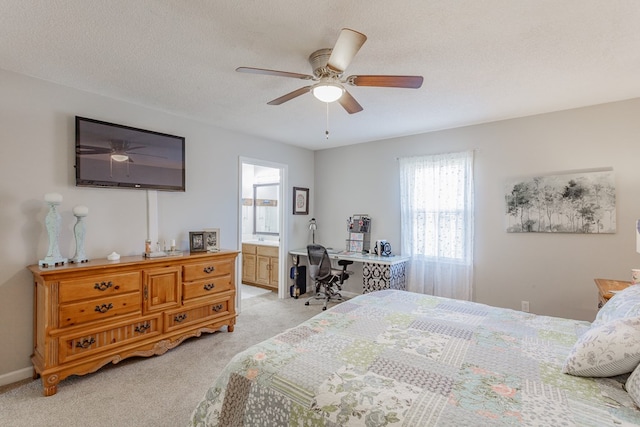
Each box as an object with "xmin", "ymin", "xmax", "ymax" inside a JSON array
[
  {"xmin": 189, "ymin": 232, "xmax": 206, "ymax": 253},
  {"xmin": 203, "ymin": 228, "xmax": 220, "ymax": 252}
]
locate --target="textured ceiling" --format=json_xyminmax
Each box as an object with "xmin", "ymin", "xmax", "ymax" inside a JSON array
[{"xmin": 1, "ymin": 1, "xmax": 639, "ymax": 150}]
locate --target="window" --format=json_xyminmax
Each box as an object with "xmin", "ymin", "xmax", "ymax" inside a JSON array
[{"xmin": 399, "ymin": 150, "xmax": 474, "ymax": 299}]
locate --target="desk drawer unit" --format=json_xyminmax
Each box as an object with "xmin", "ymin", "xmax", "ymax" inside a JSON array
[{"xmin": 288, "ymin": 248, "xmax": 410, "ymax": 294}]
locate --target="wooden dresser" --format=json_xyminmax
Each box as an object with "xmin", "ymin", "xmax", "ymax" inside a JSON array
[{"xmin": 28, "ymin": 250, "xmax": 238, "ymax": 396}]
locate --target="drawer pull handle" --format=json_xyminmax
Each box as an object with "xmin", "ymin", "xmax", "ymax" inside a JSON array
[
  {"xmin": 174, "ymin": 313, "xmax": 187, "ymax": 323},
  {"xmin": 212, "ymin": 304, "xmax": 224, "ymax": 312},
  {"xmin": 203, "ymin": 283, "xmax": 215, "ymax": 291},
  {"xmin": 134, "ymin": 323, "xmax": 151, "ymax": 333},
  {"xmin": 94, "ymin": 281, "xmax": 113, "ymax": 291},
  {"xmin": 94, "ymin": 303, "xmax": 113, "ymax": 313},
  {"xmin": 203, "ymin": 266, "xmax": 215, "ymax": 274},
  {"xmin": 75, "ymin": 337, "xmax": 95, "ymax": 349}
]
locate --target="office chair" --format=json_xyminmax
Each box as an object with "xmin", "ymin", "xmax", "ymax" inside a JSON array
[{"xmin": 305, "ymin": 244, "xmax": 353, "ymax": 310}]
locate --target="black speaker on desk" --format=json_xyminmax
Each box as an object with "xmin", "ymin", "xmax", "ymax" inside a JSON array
[{"xmin": 289, "ymin": 265, "xmax": 307, "ymax": 298}]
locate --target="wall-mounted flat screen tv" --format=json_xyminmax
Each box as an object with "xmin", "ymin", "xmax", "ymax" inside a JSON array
[{"xmin": 75, "ymin": 116, "xmax": 185, "ymax": 191}]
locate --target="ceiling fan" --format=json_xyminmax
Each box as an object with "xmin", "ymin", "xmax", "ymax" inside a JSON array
[
  {"xmin": 77, "ymin": 140, "xmax": 156, "ymax": 163},
  {"xmin": 236, "ymin": 28, "xmax": 424, "ymax": 114},
  {"xmin": 77, "ymin": 140, "xmax": 163, "ymax": 176}
]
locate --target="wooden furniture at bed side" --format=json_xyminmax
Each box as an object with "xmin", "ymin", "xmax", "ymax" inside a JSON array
[
  {"xmin": 28, "ymin": 250, "xmax": 238, "ymax": 397},
  {"xmin": 242, "ymin": 243, "xmax": 278, "ymax": 290},
  {"xmin": 594, "ymin": 278, "xmax": 631, "ymax": 309}
]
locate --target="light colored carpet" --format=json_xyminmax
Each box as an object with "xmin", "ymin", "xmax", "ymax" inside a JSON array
[
  {"xmin": 240, "ymin": 283, "xmax": 272, "ymax": 299},
  {"xmin": 0, "ymin": 292, "xmax": 324, "ymax": 427}
]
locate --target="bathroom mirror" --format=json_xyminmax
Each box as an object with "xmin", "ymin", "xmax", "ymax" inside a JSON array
[{"xmin": 254, "ymin": 183, "xmax": 279, "ymax": 235}]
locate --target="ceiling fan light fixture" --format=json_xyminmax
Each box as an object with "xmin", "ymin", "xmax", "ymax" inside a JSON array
[
  {"xmin": 111, "ymin": 154, "xmax": 129, "ymax": 162},
  {"xmin": 312, "ymin": 83, "xmax": 344, "ymax": 103}
]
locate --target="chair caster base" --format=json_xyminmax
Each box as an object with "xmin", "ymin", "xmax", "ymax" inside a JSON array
[
  {"xmin": 322, "ymin": 307, "xmax": 327, "ymax": 311},
  {"xmin": 305, "ymin": 302, "xmax": 309, "ymax": 306}
]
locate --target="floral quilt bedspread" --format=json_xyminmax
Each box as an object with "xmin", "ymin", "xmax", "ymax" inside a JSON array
[{"xmin": 190, "ymin": 290, "xmax": 640, "ymax": 426}]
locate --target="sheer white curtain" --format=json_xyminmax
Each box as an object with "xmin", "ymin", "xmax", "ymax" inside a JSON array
[{"xmin": 399, "ymin": 151, "xmax": 474, "ymax": 300}]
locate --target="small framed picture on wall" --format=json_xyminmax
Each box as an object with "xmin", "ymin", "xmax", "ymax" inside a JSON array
[{"xmin": 293, "ymin": 187, "xmax": 309, "ymax": 215}]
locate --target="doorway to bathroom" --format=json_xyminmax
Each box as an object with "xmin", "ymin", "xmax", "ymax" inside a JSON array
[{"xmin": 239, "ymin": 158, "xmax": 287, "ymax": 302}]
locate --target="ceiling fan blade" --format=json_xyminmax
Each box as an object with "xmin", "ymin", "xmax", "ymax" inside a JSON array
[
  {"xmin": 267, "ymin": 86, "xmax": 312, "ymax": 105},
  {"xmin": 77, "ymin": 145, "xmax": 112, "ymax": 155},
  {"xmin": 349, "ymin": 75, "xmax": 424, "ymax": 88},
  {"xmin": 338, "ymin": 89, "xmax": 363, "ymax": 114},
  {"xmin": 122, "ymin": 145, "xmax": 146, "ymax": 152},
  {"xmin": 129, "ymin": 152, "xmax": 166, "ymax": 159},
  {"xmin": 327, "ymin": 28, "xmax": 367, "ymax": 73},
  {"xmin": 236, "ymin": 67, "xmax": 313, "ymax": 80}
]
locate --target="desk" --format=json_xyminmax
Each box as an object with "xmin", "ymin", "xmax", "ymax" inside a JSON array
[{"xmin": 290, "ymin": 248, "xmax": 410, "ymax": 293}]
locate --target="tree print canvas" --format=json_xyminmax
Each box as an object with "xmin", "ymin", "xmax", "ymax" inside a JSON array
[{"xmin": 505, "ymin": 169, "xmax": 615, "ymax": 233}]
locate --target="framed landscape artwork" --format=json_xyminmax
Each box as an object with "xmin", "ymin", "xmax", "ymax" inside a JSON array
[{"xmin": 505, "ymin": 169, "xmax": 616, "ymax": 233}]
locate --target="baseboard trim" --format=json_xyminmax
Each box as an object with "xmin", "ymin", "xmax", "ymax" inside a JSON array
[{"xmin": 0, "ymin": 367, "xmax": 33, "ymax": 388}]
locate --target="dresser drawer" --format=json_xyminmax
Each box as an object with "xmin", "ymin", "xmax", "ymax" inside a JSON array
[
  {"xmin": 59, "ymin": 292, "xmax": 141, "ymax": 328},
  {"xmin": 59, "ymin": 272, "xmax": 141, "ymax": 304},
  {"xmin": 183, "ymin": 275, "xmax": 233, "ymax": 301},
  {"xmin": 164, "ymin": 295, "xmax": 233, "ymax": 333},
  {"xmin": 183, "ymin": 259, "xmax": 233, "ymax": 281},
  {"xmin": 58, "ymin": 314, "xmax": 161, "ymax": 364}
]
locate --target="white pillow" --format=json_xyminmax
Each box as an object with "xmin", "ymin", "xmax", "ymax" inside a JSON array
[
  {"xmin": 594, "ymin": 285, "xmax": 640, "ymax": 326},
  {"xmin": 626, "ymin": 363, "xmax": 640, "ymax": 408},
  {"xmin": 562, "ymin": 316, "xmax": 640, "ymax": 377}
]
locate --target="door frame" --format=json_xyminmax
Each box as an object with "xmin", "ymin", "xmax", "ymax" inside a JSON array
[{"xmin": 238, "ymin": 157, "xmax": 288, "ymax": 311}]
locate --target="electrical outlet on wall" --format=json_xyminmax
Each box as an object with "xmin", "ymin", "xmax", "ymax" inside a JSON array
[{"xmin": 521, "ymin": 301, "xmax": 530, "ymax": 312}]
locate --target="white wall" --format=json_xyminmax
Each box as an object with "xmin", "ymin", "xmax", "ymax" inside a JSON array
[
  {"xmin": 314, "ymin": 98, "xmax": 640, "ymax": 321},
  {"xmin": 0, "ymin": 69, "xmax": 315, "ymax": 382}
]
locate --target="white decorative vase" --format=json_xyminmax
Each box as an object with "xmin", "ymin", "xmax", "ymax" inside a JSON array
[
  {"xmin": 70, "ymin": 205, "xmax": 89, "ymax": 263},
  {"xmin": 39, "ymin": 193, "xmax": 68, "ymax": 267}
]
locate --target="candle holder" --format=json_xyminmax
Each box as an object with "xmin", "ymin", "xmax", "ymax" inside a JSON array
[
  {"xmin": 39, "ymin": 193, "xmax": 68, "ymax": 268},
  {"xmin": 70, "ymin": 205, "xmax": 89, "ymax": 263}
]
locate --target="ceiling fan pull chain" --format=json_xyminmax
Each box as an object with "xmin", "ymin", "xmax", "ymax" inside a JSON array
[{"xmin": 325, "ymin": 102, "xmax": 330, "ymax": 139}]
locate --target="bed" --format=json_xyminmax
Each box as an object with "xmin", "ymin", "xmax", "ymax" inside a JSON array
[{"xmin": 189, "ymin": 289, "xmax": 640, "ymax": 426}]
